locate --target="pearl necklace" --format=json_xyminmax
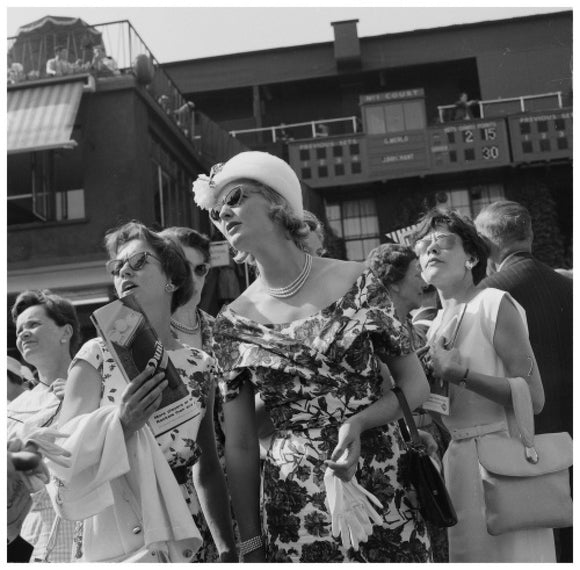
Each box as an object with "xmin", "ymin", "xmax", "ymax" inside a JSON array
[
  {"xmin": 263, "ymin": 253, "xmax": 313, "ymax": 298},
  {"xmin": 170, "ymin": 310, "xmax": 201, "ymax": 335}
]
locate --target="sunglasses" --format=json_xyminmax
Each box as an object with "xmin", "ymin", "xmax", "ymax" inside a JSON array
[
  {"xmin": 106, "ymin": 251, "xmax": 161, "ymax": 276},
  {"xmin": 414, "ymin": 233, "xmax": 458, "ymax": 257},
  {"xmin": 210, "ymin": 185, "xmax": 251, "ymax": 221},
  {"xmin": 191, "ymin": 262, "xmax": 210, "ymax": 277}
]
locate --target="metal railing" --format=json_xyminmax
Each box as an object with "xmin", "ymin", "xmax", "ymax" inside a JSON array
[
  {"xmin": 437, "ymin": 92, "xmax": 563, "ymax": 123},
  {"xmin": 229, "ymin": 116, "xmax": 360, "ymax": 144},
  {"xmin": 8, "ymin": 20, "xmax": 245, "ymax": 166}
]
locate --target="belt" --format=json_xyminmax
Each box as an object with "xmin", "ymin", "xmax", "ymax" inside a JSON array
[
  {"xmin": 450, "ymin": 421, "xmax": 508, "ymax": 441},
  {"xmin": 171, "ymin": 465, "xmax": 190, "ymax": 485}
]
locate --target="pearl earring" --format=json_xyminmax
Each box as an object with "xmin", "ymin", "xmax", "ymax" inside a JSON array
[
  {"xmin": 60, "ymin": 338, "xmax": 67, "ymax": 344},
  {"xmin": 164, "ymin": 282, "xmax": 175, "ymax": 293},
  {"xmin": 465, "ymin": 260, "xmax": 475, "ymax": 270}
]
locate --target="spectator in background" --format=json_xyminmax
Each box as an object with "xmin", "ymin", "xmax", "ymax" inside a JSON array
[
  {"xmin": 315, "ymin": 123, "xmax": 330, "ymax": 137},
  {"xmin": 8, "ymin": 61, "xmax": 25, "ymax": 84},
  {"xmin": 46, "ymin": 46, "xmax": 77, "ymax": 77},
  {"xmin": 8, "ymin": 289, "xmax": 81, "ymax": 562},
  {"xmin": 453, "ymin": 92, "xmax": 478, "ymax": 121},
  {"xmin": 89, "ymin": 44, "xmax": 119, "ymax": 76},
  {"xmin": 157, "ymin": 94, "xmax": 171, "ymax": 113},
  {"xmin": 474, "ymin": 200, "xmax": 573, "ymax": 562},
  {"xmin": 173, "ymin": 101, "xmax": 196, "ymax": 137},
  {"xmin": 7, "ymin": 355, "xmax": 34, "ymax": 402}
]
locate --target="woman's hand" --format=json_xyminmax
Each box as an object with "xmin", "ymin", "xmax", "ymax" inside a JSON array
[
  {"xmin": 52, "ymin": 378, "xmax": 67, "ymax": 401},
  {"xmin": 430, "ymin": 337, "xmax": 464, "ymax": 384},
  {"xmin": 119, "ymin": 365, "xmax": 168, "ymax": 436},
  {"xmin": 325, "ymin": 420, "xmax": 362, "ymax": 481}
]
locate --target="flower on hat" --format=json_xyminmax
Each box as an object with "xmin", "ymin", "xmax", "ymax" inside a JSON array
[
  {"xmin": 192, "ymin": 174, "xmax": 215, "ymax": 210},
  {"xmin": 191, "ymin": 162, "xmax": 225, "ymax": 211}
]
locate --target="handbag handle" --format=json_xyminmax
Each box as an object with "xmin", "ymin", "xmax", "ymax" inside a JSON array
[
  {"xmin": 392, "ymin": 386, "xmax": 422, "ymax": 447},
  {"xmin": 506, "ymin": 377, "xmax": 538, "ymax": 464}
]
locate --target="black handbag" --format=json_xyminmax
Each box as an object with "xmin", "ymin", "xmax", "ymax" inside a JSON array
[{"xmin": 392, "ymin": 386, "xmax": 458, "ymax": 528}]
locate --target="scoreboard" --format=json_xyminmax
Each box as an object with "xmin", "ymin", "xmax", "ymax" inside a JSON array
[{"xmin": 428, "ymin": 120, "xmax": 511, "ymax": 172}]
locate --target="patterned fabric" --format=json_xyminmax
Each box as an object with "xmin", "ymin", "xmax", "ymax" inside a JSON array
[
  {"xmin": 184, "ymin": 309, "xmax": 233, "ymax": 563},
  {"xmin": 72, "ymin": 337, "xmax": 215, "ymax": 560},
  {"xmin": 213, "ymin": 269, "xmax": 432, "ymax": 563}
]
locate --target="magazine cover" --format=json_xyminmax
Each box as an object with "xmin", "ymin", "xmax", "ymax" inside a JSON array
[{"xmin": 91, "ymin": 294, "xmax": 198, "ymax": 437}]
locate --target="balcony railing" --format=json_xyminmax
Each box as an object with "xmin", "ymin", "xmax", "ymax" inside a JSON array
[
  {"xmin": 8, "ymin": 19, "xmax": 246, "ymax": 168},
  {"xmin": 437, "ymin": 92, "xmax": 563, "ymax": 123},
  {"xmin": 229, "ymin": 116, "xmax": 360, "ymax": 145}
]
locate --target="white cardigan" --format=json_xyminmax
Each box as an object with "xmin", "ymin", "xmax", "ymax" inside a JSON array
[{"xmin": 46, "ymin": 406, "xmax": 202, "ymax": 562}]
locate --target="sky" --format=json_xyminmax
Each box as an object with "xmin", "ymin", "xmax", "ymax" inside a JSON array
[{"xmin": 6, "ymin": 4, "xmax": 572, "ymax": 64}]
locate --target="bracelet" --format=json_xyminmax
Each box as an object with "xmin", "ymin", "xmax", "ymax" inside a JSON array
[
  {"xmin": 459, "ymin": 367, "xmax": 470, "ymax": 389},
  {"xmin": 240, "ymin": 535, "xmax": 264, "ymax": 557}
]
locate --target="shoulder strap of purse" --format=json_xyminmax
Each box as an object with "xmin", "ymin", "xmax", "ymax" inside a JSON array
[
  {"xmin": 392, "ymin": 386, "xmax": 422, "ymax": 446},
  {"xmin": 506, "ymin": 376, "xmax": 538, "ymax": 463}
]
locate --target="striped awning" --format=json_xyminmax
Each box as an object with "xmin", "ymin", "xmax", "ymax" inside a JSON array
[{"xmin": 7, "ymin": 80, "xmax": 84, "ymax": 154}]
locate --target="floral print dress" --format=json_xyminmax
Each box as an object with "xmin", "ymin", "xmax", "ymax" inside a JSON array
[
  {"xmin": 212, "ymin": 269, "xmax": 432, "ymax": 563},
  {"xmin": 70, "ymin": 337, "xmax": 215, "ymax": 561}
]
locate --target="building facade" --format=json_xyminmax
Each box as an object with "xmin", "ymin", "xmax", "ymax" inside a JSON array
[
  {"xmin": 164, "ymin": 10, "xmax": 572, "ymax": 265},
  {"xmin": 7, "ymin": 16, "xmax": 246, "ymax": 353}
]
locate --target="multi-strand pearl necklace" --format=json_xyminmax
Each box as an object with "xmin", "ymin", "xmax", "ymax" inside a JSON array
[
  {"xmin": 170, "ymin": 309, "xmax": 201, "ymax": 335},
  {"xmin": 263, "ymin": 253, "xmax": 313, "ymax": 298}
]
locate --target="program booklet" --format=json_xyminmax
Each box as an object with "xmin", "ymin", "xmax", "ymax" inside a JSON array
[
  {"xmin": 419, "ymin": 304, "xmax": 467, "ymax": 416},
  {"xmin": 90, "ymin": 294, "xmax": 198, "ymax": 437}
]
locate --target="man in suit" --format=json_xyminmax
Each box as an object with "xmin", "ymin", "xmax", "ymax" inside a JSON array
[{"xmin": 475, "ymin": 200, "xmax": 572, "ymax": 562}]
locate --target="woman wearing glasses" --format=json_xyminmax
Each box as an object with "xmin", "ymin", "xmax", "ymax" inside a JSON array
[
  {"xmin": 413, "ymin": 208, "xmax": 553, "ymax": 562},
  {"xmin": 192, "ymin": 151, "xmax": 432, "ymax": 563},
  {"xmin": 53, "ymin": 221, "xmax": 236, "ymax": 562},
  {"xmin": 159, "ymin": 226, "xmax": 237, "ymax": 562}
]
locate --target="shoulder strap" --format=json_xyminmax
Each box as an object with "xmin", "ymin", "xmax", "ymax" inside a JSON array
[
  {"xmin": 392, "ymin": 386, "xmax": 422, "ymax": 446},
  {"xmin": 506, "ymin": 376, "xmax": 538, "ymax": 463}
]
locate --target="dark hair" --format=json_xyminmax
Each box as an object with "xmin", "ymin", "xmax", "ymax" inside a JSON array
[
  {"xmin": 55, "ymin": 45, "xmax": 67, "ymax": 54},
  {"xmin": 366, "ymin": 243, "xmax": 418, "ymax": 288},
  {"xmin": 474, "ymin": 200, "xmax": 533, "ymax": 249},
  {"xmin": 11, "ymin": 289, "xmax": 81, "ymax": 357},
  {"xmin": 160, "ymin": 227, "xmax": 210, "ymax": 263},
  {"xmin": 413, "ymin": 208, "xmax": 490, "ymax": 284},
  {"xmin": 104, "ymin": 220, "xmax": 193, "ymax": 312}
]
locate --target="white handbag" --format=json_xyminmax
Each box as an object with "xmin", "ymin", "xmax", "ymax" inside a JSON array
[{"xmin": 476, "ymin": 376, "xmax": 573, "ymax": 535}]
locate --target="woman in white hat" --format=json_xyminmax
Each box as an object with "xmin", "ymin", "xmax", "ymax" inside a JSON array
[{"xmin": 193, "ymin": 151, "xmax": 432, "ymax": 563}]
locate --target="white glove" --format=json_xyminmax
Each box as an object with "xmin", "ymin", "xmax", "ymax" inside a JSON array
[{"xmin": 324, "ymin": 468, "xmax": 384, "ymax": 551}]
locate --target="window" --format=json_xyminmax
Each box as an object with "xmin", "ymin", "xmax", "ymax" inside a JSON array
[
  {"xmin": 438, "ymin": 184, "xmax": 505, "ymax": 219},
  {"xmin": 325, "ymin": 198, "xmax": 380, "ymax": 261},
  {"xmin": 151, "ymin": 138, "xmax": 193, "ymax": 228},
  {"xmin": 8, "ymin": 145, "xmax": 85, "ymax": 226},
  {"xmin": 364, "ymin": 100, "xmax": 426, "ymax": 134}
]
